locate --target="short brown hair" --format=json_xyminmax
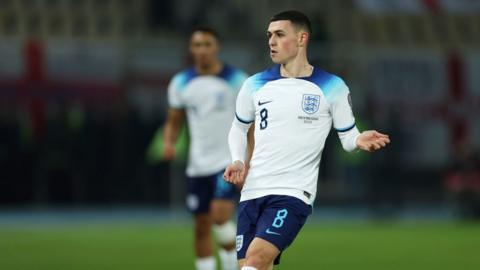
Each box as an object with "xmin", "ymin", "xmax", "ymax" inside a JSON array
[{"xmin": 270, "ymin": 10, "xmax": 312, "ymax": 34}]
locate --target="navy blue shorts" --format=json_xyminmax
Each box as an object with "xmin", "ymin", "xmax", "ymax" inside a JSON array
[
  {"xmin": 236, "ymin": 195, "xmax": 312, "ymax": 265},
  {"xmin": 186, "ymin": 170, "xmax": 237, "ymax": 214}
]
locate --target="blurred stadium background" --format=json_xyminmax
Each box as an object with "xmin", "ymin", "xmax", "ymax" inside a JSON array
[{"xmin": 0, "ymin": 0, "xmax": 479, "ymax": 269}]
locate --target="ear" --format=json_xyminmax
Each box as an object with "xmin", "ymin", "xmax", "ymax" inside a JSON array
[{"xmin": 298, "ymin": 31, "xmax": 309, "ymax": 47}]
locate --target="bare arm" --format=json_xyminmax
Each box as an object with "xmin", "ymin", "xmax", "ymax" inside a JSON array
[{"xmin": 163, "ymin": 108, "xmax": 186, "ymax": 160}]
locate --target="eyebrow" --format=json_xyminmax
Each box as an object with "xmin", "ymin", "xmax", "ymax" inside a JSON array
[{"xmin": 266, "ymin": 30, "xmax": 286, "ymax": 35}]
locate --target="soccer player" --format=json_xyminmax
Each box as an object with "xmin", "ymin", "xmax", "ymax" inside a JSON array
[
  {"xmin": 224, "ymin": 11, "xmax": 391, "ymax": 270},
  {"xmin": 163, "ymin": 27, "xmax": 248, "ymax": 270}
]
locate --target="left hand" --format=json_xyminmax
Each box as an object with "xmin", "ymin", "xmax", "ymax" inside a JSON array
[{"xmin": 356, "ymin": 130, "xmax": 390, "ymax": 152}]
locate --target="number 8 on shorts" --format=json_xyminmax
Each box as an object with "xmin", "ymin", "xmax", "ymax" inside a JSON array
[{"xmin": 272, "ymin": 209, "xmax": 288, "ymax": 228}]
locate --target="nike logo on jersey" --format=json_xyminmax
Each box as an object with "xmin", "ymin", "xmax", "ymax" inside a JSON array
[
  {"xmin": 258, "ymin": 100, "xmax": 273, "ymax": 106},
  {"xmin": 265, "ymin": 228, "xmax": 281, "ymax": 236}
]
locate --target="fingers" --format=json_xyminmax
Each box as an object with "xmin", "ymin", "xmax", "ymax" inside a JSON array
[
  {"xmin": 376, "ymin": 136, "xmax": 390, "ymax": 145},
  {"xmin": 364, "ymin": 142, "xmax": 379, "ymax": 152},
  {"xmin": 224, "ymin": 167, "xmax": 236, "ymax": 184},
  {"xmin": 223, "ymin": 168, "xmax": 230, "ymax": 181},
  {"xmin": 362, "ymin": 143, "xmax": 374, "ymax": 152},
  {"xmin": 377, "ymin": 138, "xmax": 387, "ymax": 147},
  {"xmin": 373, "ymin": 132, "xmax": 390, "ymax": 144},
  {"xmin": 240, "ymin": 168, "xmax": 246, "ymax": 181},
  {"xmin": 372, "ymin": 141, "xmax": 382, "ymax": 150},
  {"xmin": 234, "ymin": 171, "xmax": 240, "ymax": 183},
  {"xmin": 373, "ymin": 131, "xmax": 389, "ymax": 138},
  {"xmin": 366, "ymin": 130, "xmax": 389, "ymax": 140},
  {"xmin": 223, "ymin": 164, "xmax": 246, "ymax": 185},
  {"xmin": 360, "ymin": 130, "xmax": 391, "ymax": 152},
  {"xmin": 366, "ymin": 138, "xmax": 390, "ymax": 152},
  {"xmin": 224, "ymin": 161, "xmax": 248, "ymax": 186}
]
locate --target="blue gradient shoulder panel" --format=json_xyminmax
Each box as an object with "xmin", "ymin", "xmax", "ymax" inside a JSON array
[
  {"xmin": 219, "ymin": 64, "xmax": 248, "ymax": 91},
  {"xmin": 171, "ymin": 64, "xmax": 247, "ymax": 92},
  {"xmin": 304, "ymin": 67, "xmax": 348, "ymax": 103},
  {"xmin": 170, "ymin": 67, "xmax": 197, "ymax": 92},
  {"xmin": 304, "ymin": 68, "xmax": 348, "ymax": 103},
  {"xmin": 243, "ymin": 65, "xmax": 282, "ymax": 94},
  {"xmin": 243, "ymin": 65, "xmax": 347, "ymax": 101}
]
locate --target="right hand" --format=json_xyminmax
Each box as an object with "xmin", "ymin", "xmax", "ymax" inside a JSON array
[
  {"xmin": 163, "ymin": 143, "xmax": 176, "ymax": 161},
  {"xmin": 224, "ymin": 161, "xmax": 246, "ymax": 186},
  {"xmin": 356, "ymin": 130, "xmax": 390, "ymax": 152}
]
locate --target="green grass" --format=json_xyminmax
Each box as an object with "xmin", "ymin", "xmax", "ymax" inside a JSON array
[{"xmin": 1, "ymin": 222, "xmax": 479, "ymax": 270}]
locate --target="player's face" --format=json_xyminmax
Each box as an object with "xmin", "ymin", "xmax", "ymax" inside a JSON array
[
  {"xmin": 189, "ymin": 31, "xmax": 220, "ymax": 68},
  {"xmin": 267, "ymin": 20, "xmax": 303, "ymax": 64}
]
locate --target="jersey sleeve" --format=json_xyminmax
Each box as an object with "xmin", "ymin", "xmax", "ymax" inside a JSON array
[
  {"xmin": 167, "ymin": 75, "xmax": 184, "ymax": 109},
  {"xmin": 235, "ymin": 78, "xmax": 255, "ymax": 124},
  {"xmin": 330, "ymin": 83, "xmax": 356, "ymax": 132},
  {"xmin": 229, "ymin": 75, "xmax": 254, "ymax": 163}
]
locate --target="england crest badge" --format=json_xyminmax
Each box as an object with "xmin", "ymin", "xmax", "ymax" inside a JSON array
[
  {"xmin": 302, "ymin": 94, "xmax": 320, "ymax": 114},
  {"xmin": 236, "ymin": 235, "xmax": 244, "ymax": 251}
]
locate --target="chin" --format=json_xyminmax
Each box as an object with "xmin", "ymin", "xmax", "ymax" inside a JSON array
[{"xmin": 270, "ymin": 57, "xmax": 283, "ymax": 64}]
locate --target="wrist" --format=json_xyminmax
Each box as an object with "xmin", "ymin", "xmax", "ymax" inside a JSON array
[
  {"xmin": 233, "ymin": 160, "xmax": 245, "ymax": 167},
  {"xmin": 354, "ymin": 133, "xmax": 362, "ymax": 148}
]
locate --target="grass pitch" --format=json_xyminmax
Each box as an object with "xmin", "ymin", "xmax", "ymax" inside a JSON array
[{"xmin": 1, "ymin": 222, "xmax": 479, "ymax": 270}]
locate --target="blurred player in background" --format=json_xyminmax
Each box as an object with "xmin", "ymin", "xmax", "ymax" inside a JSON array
[
  {"xmin": 224, "ymin": 10, "xmax": 390, "ymax": 270},
  {"xmin": 163, "ymin": 27, "xmax": 248, "ymax": 270}
]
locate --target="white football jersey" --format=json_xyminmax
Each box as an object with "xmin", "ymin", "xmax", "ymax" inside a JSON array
[
  {"xmin": 235, "ymin": 65, "xmax": 356, "ymax": 205},
  {"xmin": 168, "ymin": 64, "xmax": 248, "ymax": 177}
]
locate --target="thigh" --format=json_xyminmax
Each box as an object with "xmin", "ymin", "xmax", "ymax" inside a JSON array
[
  {"xmin": 236, "ymin": 199, "xmax": 259, "ymax": 261},
  {"xmin": 255, "ymin": 196, "xmax": 312, "ymax": 255},
  {"xmin": 186, "ymin": 176, "xmax": 215, "ymax": 214},
  {"xmin": 245, "ymin": 237, "xmax": 280, "ymax": 266}
]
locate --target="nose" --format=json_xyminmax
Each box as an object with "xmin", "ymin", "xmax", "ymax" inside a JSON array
[{"xmin": 269, "ymin": 35, "xmax": 276, "ymax": 47}]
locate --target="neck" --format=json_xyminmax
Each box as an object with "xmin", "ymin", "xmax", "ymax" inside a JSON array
[
  {"xmin": 196, "ymin": 60, "xmax": 223, "ymax": 75},
  {"xmin": 280, "ymin": 52, "xmax": 312, "ymax": 78}
]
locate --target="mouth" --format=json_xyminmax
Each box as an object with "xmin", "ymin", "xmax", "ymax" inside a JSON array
[{"xmin": 270, "ymin": 49, "xmax": 278, "ymax": 56}]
